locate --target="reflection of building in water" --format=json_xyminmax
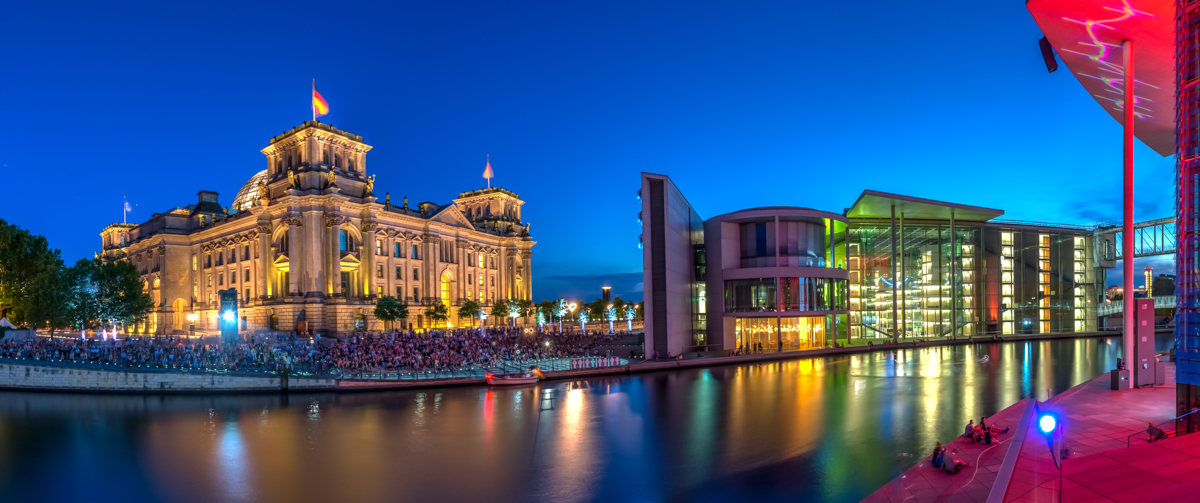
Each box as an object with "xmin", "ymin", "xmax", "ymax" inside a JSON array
[
  {"xmin": 641, "ymin": 173, "xmax": 1103, "ymax": 357},
  {"xmin": 98, "ymin": 121, "xmax": 534, "ymax": 336}
]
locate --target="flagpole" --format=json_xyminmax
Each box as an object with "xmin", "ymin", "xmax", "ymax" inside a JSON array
[{"xmin": 312, "ymin": 79, "xmax": 316, "ymax": 123}]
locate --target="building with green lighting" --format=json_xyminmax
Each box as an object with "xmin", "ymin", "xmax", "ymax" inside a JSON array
[{"xmin": 640, "ymin": 173, "xmax": 1104, "ymax": 358}]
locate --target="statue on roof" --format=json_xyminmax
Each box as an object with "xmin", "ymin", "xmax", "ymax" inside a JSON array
[
  {"xmin": 385, "ymin": 193, "xmax": 391, "ymax": 206},
  {"xmin": 256, "ymin": 178, "xmax": 269, "ymax": 205},
  {"xmin": 326, "ymin": 168, "xmax": 336, "ymax": 188},
  {"xmin": 523, "ymin": 222, "xmax": 530, "ymax": 236},
  {"xmin": 287, "ymin": 168, "xmax": 299, "ymax": 189},
  {"xmin": 364, "ymin": 175, "xmax": 375, "ymax": 197},
  {"xmin": 403, "ymin": 196, "xmax": 409, "ymax": 210}
]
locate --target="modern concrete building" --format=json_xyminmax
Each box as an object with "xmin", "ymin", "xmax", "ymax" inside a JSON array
[
  {"xmin": 640, "ymin": 173, "xmax": 1104, "ymax": 358},
  {"xmin": 99, "ymin": 121, "xmax": 535, "ymax": 337}
]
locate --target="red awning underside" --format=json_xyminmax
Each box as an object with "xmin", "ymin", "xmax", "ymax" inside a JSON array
[{"xmin": 1027, "ymin": 0, "xmax": 1175, "ymax": 157}]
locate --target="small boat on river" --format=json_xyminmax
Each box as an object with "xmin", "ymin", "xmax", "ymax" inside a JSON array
[{"xmin": 485, "ymin": 373, "xmax": 539, "ymax": 386}]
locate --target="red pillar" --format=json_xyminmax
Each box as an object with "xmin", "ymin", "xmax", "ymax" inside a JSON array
[{"xmin": 1122, "ymin": 39, "xmax": 1136, "ymax": 380}]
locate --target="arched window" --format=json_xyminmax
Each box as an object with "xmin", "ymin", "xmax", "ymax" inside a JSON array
[
  {"xmin": 440, "ymin": 271, "xmax": 452, "ymax": 306},
  {"xmin": 339, "ymin": 229, "xmax": 354, "ymax": 252}
]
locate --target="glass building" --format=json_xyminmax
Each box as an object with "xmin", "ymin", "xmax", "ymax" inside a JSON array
[
  {"xmin": 845, "ymin": 191, "xmax": 1100, "ymax": 340},
  {"xmin": 641, "ymin": 174, "xmax": 1105, "ymax": 358}
]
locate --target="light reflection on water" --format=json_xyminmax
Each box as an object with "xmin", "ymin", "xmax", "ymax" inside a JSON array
[{"xmin": 0, "ymin": 334, "xmax": 1172, "ymax": 503}]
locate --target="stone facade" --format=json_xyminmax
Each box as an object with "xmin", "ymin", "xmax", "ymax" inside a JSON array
[{"xmin": 99, "ymin": 121, "xmax": 535, "ymax": 337}]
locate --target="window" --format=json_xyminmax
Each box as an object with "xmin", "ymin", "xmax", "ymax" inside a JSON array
[
  {"xmin": 394, "ymin": 242, "xmax": 402, "ymax": 258},
  {"xmin": 377, "ymin": 285, "xmax": 383, "ymax": 295},
  {"xmin": 490, "ymin": 257, "xmax": 495, "ymax": 269},
  {"xmin": 244, "ymin": 246, "xmax": 251, "ymax": 260},
  {"xmin": 479, "ymin": 275, "xmax": 484, "ymax": 286},
  {"xmin": 205, "ymin": 254, "xmax": 212, "ymax": 268},
  {"xmin": 469, "ymin": 274, "xmax": 473, "ymax": 285},
  {"xmin": 376, "ymin": 239, "xmax": 383, "ymax": 255},
  {"xmin": 230, "ymin": 249, "xmax": 237, "ymax": 263},
  {"xmin": 192, "ymin": 256, "xmax": 197, "ymax": 270},
  {"xmin": 218, "ymin": 273, "xmax": 224, "ymax": 286},
  {"xmin": 412, "ymin": 244, "xmax": 419, "ymax": 259},
  {"xmin": 413, "ymin": 268, "xmax": 420, "ymax": 281},
  {"xmin": 207, "ymin": 274, "xmax": 212, "ymax": 287},
  {"xmin": 377, "ymin": 265, "xmax": 384, "ymax": 278},
  {"xmin": 230, "ymin": 272, "xmax": 236, "ymax": 284},
  {"xmin": 396, "ymin": 286, "xmax": 402, "ymax": 297},
  {"xmin": 478, "ymin": 254, "xmax": 484, "ymax": 268},
  {"xmin": 413, "ymin": 287, "xmax": 419, "ymax": 300},
  {"xmin": 340, "ymin": 230, "xmax": 349, "ymax": 252},
  {"xmin": 395, "ymin": 266, "xmax": 402, "ymax": 279},
  {"xmin": 216, "ymin": 253, "xmax": 223, "ymax": 266},
  {"xmin": 244, "ymin": 269, "xmax": 251, "ymax": 282},
  {"xmin": 490, "ymin": 276, "xmax": 495, "ymax": 287},
  {"xmin": 192, "ymin": 282, "xmax": 198, "ymax": 300},
  {"xmin": 208, "ymin": 293, "xmax": 213, "ymax": 304}
]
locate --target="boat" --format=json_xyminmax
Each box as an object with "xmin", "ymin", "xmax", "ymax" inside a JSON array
[{"xmin": 485, "ymin": 373, "xmax": 539, "ymax": 386}]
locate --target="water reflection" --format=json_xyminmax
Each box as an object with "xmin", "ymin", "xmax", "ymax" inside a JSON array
[{"xmin": 0, "ymin": 334, "xmax": 1172, "ymax": 503}]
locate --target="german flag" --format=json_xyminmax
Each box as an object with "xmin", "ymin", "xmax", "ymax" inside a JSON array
[{"xmin": 312, "ymin": 80, "xmax": 329, "ymax": 118}]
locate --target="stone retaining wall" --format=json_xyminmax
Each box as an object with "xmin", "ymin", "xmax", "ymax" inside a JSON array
[{"xmin": 0, "ymin": 362, "xmax": 337, "ymax": 393}]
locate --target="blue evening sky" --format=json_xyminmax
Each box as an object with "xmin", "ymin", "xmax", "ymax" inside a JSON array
[{"xmin": 0, "ymin": 1, "xmax": 1175, "ymax": 302}]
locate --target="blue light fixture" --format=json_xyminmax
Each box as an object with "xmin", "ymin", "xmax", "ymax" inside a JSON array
[{"xmin": 1039, "ymin": 414, "xmax": 1057, "ymax": 433}]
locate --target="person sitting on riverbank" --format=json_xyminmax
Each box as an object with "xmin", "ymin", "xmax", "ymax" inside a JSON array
[
  {"xmin": 1146, "ymin": 423, "xmax": 1167, "ymax": 443},
  {"xmin": 963, "ymin": 420, "xmax": 974, "ymax": 438},
  {"xmin": 932, "ymin": 445, "xmax": 945, "ymax": 469},
  {"xmin": 930, "ymin": 442, "xmax": 943, "ymax": 466},
  {"xmin": 981, "ymin": 416, "xmax": 1009, "ymax": 434},
  {"xmin": 940, "ymin": 449, "xmax": 968, "ymax": 474}
]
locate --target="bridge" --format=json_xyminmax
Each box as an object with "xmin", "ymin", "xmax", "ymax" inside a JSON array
[{"xmin": 1096, "ymin": 216, "xmax": 1176, "ymax": 260}]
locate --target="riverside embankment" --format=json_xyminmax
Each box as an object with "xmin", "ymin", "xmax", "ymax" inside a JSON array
[{"xmin": 0, "ymin": 329, "xmax": 1154, "ymax": 393}]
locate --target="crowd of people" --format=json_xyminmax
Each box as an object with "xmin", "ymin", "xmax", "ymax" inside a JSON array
[{"xmin": 0, "ymin": 328, "xmax": 617, "ymax": 377}]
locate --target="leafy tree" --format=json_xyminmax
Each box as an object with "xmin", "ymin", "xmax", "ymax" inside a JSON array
[
  {"xmin": 0, "ymin": 220, "xmax": 62, "ymax": 326},
  {"xmin": 537, "ymin": 299, "xmax": 555, "ymax": 324},
  {"xmin": 635, "ymin": 301, "xmax": 644, "ymax": 320},
  {"xmin": 26, "ymin": 268, "xmax": 72, "ymax": 335},
  {"xmin": 489, "ymin": 301, "xmax": 509, "ymax": 326},
  {"xmin": 374, "ymin": 295, "xmax": 408, "ymax": 331},
  {"xmin": 428, "ymin": 302, "xmax": 450, "ymax": 328},
  {"xmin": 66, "ymin": 259, "xmax": 153, "ymax": 332},
  {"xmin": 517, "ymin": 299, "xmax": 535, "ymax": 320},
  {"xmin": 587, "ymin": 299, "xmax": 606, "ymax": 325},
  {"xmin": 458, "ymin": 299, "xmax": 481, "ymax": 327}
]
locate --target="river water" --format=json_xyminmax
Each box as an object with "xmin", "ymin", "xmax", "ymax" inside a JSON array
[{"xmin": 0, "ymin": 334, "xmax": 1172, "ymax": 503}]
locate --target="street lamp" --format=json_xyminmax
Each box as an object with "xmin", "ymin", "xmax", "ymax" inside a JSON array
[
  {"xmin": 568, "ymin": 303, "xmax": 577, "ymax": 332},
  {"xmin": 186, "ymin": 314, "xmax": 197, "ymax": 339}
]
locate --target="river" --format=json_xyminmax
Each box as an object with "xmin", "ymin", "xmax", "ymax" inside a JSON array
[{"xmin": 0, "ymin": 334, "xmax": 1173, "ymax": 502}]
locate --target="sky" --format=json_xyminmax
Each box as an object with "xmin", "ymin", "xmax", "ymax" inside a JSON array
[{"xmin": 0, "ymin": 0, "xmax": 1177, "ymax": 303}]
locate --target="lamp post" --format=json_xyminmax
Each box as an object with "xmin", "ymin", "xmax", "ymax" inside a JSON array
[
  {"xmin": 568, "ymin": 303, "xmax": 577, "ymax": 333},
  {"xmin": 186, "ymin": 314, "xmax": 197, "ymax": 339}
]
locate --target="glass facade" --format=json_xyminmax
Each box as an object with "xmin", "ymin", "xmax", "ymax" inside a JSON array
[
  {"xmin": 847, "ymin": 222, "xmax": 1099, "ymax": 340},
  {"xmin": 1177, "ymin": 0, "xmax": 1200, "ymax": 387},
  {"xmin": 725, "ymin": 277, "xmax": 848, "ymax": 313},
  {"xmin": 734, "ymin": 316, "xmax": 828, "ymax": 351}
]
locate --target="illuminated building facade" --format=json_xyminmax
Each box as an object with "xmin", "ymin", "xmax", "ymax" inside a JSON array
[
  {"xmin": 641, "ymin": 174, "xmax": 1102, "ymax": 357},
  {"xmin": 99, "ymin": 121, "xmax": 534, "ymax": 337}
]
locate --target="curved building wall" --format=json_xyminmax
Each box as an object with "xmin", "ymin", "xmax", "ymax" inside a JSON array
[{"xmin": 703, "ymin": 207, "xmax": 850, "ymax": 352}]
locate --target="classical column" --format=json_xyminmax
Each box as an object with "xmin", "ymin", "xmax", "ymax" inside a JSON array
[
  {"xmin": 324, "ymin": 215, "xmax": 338, "ymax": 295},
  {"xmin": 286, "ymin": 217, "xmax": 302, "ymax": 296},
  {"xmin": 362, "ymin": 221, "xmax": 377, "ymax": 297},
  {"xmin": 257, "ymin": 224, "xmax": 272, "ymax": 299},
  {"xmin": 524, "ymin": 252, "xmax": 533, "ymax": 301}
]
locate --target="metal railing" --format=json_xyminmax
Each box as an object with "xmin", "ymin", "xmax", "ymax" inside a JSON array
[{"xmin": 1127, "ymin": 407, "xmax": 1200, "ymax": 447}]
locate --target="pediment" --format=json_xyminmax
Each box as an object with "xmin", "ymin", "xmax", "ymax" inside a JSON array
[{"xmin": 429, "ymin": 205, "xmax": 475, "ymax": 229}]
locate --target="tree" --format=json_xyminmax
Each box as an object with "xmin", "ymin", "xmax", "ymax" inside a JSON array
[
  {"xmin": 0, "ymin": 220, "xmax": 63, "ymax": 326},
  {"xmin": 489, "ymin": 301, "xmax": 509, "ymax": 326},
  {"xmin": 635, "ymin": 301, "xmax": 644, "ymax": 320},
  {"xmin": 537, "ymin": 299, "xmax": 555, "ymax": 327},
  {"xmin": 66, "ymin": 259, "xmax": 153, "ymax": 332},
  {"xmin": 506, "ymin": 299, "xmax": 524, "ymax": 327},
  {"xmin": 458, "ymin": 299, "xmax": 481, "ymax": 327},
  {"xmin": 517, "ymin": 299, "xmax": 535, "ymax": 321},
  {"xmin": 25, "ymin": 268, "xmax": 72, "ymax": 335},
  {"xmin": 587, "ymin": 299, "xmax": 606, "ymax": 325},
  {"xmin": 374, "ymin": 295, "xmax": 408, "ymax": 332},
  {"xmin": 428, "ymin": 302, "xmax": 450, "ymax": 328}
]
